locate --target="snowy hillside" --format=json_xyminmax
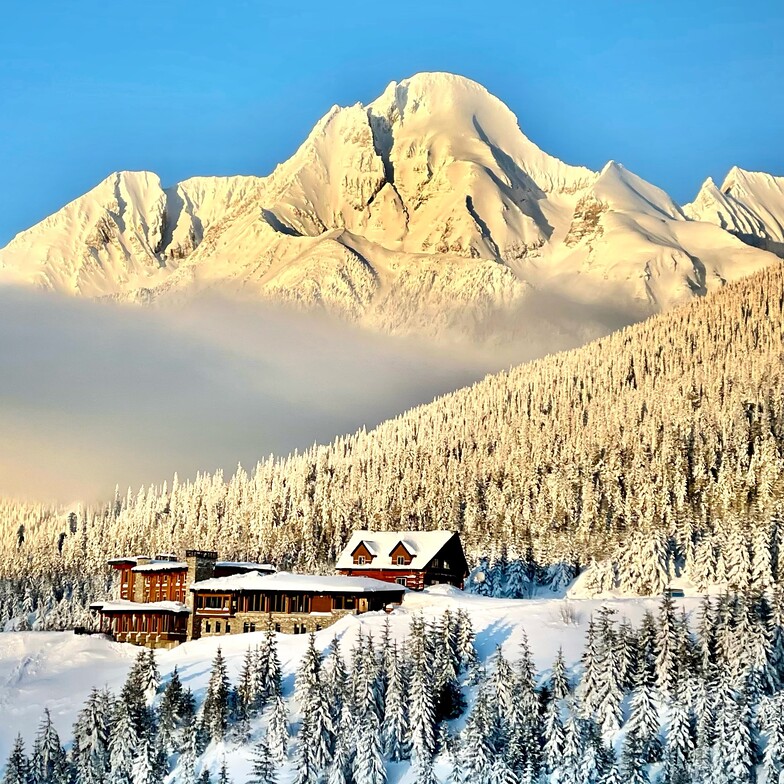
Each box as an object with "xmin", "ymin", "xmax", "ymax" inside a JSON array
[
  {"xmin": 686, "ymin": 167, "xmax": 784, "ymax": 258},
  {"xmin": 0, "ymin": 588, "xmax": 707, "ymax": 782},
  {"xmin": 0, "ymin": 73, "xmax": 778, "ymax": 344}
]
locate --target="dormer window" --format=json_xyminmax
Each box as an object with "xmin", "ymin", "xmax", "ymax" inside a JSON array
[
  {"xmin": 396, "ymin": 555, "xmax": 405, "ymax": 565},
  {"xmin": 357, "ymin": 555, "xmax": 366, "ymax": 565}
]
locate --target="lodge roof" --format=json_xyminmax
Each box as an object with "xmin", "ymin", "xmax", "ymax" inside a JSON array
[
  {"xmin": 191, "ymin": 570, "xmax": 409, "ymax": 594},
  {"xmin": 336, "ymin": 530, "xmax": 458, "ymax": 571},
  {"xmin": 90, "ymin": 599, "xmax": 190, "ymax": 614}
]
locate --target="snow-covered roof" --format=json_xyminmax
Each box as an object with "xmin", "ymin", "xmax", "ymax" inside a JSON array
[
  {"xmin": 215, "ymin": 561, "xmax": 276, "ymax": 572},
  {"xmin": 191, "ymin": 570, "xmax": 407, "ymax": 594},
  {"xmin": 132, "ymin": 560, "xmax": 187, "ymax": 573},
  {"xmin": 335, "ymin": 530, "xmax": 457, "ymax": 571},
  {"xmin": 91, "ymin": 600, "xmax": 190, "ymax": 614}
]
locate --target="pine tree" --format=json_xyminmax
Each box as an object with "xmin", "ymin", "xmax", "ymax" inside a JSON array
[
  {"xmin": 292, "ymin": 719, "xmax": 318, "ymax": 784},
  {"xmin": 235, "ymin": 647, "xmax": 258, "ymax": 740},
  {"xmin": 217, "ymin": 758, "xmax": 231, "ymax": 784},
  {"xmin": 158, "ymin": 666, "xmax": 184, "ymax": 754},
  {"xmin": 662, "ymin": 696, "xmax": 693, "ymax": 784},
  {"xmin": 619, "ymin": 729, "xmax": 649, "ymax": 784},
  {"xmin": 267, "ymin": 693, "xmax": 288, "ymax": 763},
  {"xmin": 260, "ymin": 626, "xmax": 282, "ymax": 701},
  {"xmin": 655, "ymin": 594, "xmax": 680, "ymax": 700},
  {"xmin": 130, "ymin": 734, "xmax": 164, "ymax": 784},
  {"xmin": 142, "ymin": 649, "xmax": 160, "ymax": 703},
  {"xmin": 72, "ymin": 687, "xmax": 112, "ymax": 784},
  {"xmin": 295, "ymin": 633, "xmax": 334, "ymax": 772},
  {"xmin": 541, "ymin": 694, "xmax": 564, "ymax": 773},
  {"xmin": 200, "ymin": 648, "xmax": 231, "ymax": 744},
  {"xmin": 382, "ymin": 640, "xmax": 409, "ymax": 761},
  {"xmin": 549, "ymin": 647, "xmax": 570, "ymax": 702},
  {"xmin": 108, "ymin": 699, "xmax": 138, "ymax": 784},
  {"xmin": 30, "ymin": 709, "xmax": 69, "ymax": 784},
  {"xmin": 352, "ymin": 712, "xmax": 386, "ymax": 784},
  {"xmin": 760, "ymin": 692, "xmax": 784, "ymax": 784},
  {"xmin": 454, "ymin": 609, "xmax": 480, "ymax": 683},
  {"xmin": 626, "ymin": 658, "xmax": 662, "ymax": 763},
  {"xmin": 594, "ymin": 607, "xmax": 623, "ymax": 736},
  {"xmin": 322, "ymin": 636, "xmax": 349, "ymax": 728},
  {"xmin": 433, "ymin": 612, "xmax": 465, "ymax": 721},
  {"xmin": 408, "ymin": 614, "xmax": 436, "ymax": 761},
  {"xmin": 248, "ymin": 734, "xmax": 277, "ymax": 784},
  {"xmin": 459, "ymin": 685, "xmax": 493, "ymax": 784},
  {"xmin": 2, "ymin": 735, "xmax": 29, "ymax": 784},
  {"xmin": 178, "ymin": 716, "xmax": 199, "ymax": 784}
]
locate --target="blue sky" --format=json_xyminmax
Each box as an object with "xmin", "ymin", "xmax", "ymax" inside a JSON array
[{"xmin": 0, "ymin": 0, "xmax": 782, "ymax": 245}]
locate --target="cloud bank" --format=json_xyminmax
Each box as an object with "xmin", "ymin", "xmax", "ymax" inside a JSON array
[{"xmin": 0, "ymin": 289, "xmax": 496, "ymax": 501}]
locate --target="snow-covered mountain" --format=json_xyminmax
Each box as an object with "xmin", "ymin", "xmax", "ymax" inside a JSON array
[
  {"xmin": 686, "ymin": 166, "xmax": 784, "ymax": 258},
  {"xmin": 0, "ymin": 72, "xmax": 779, "ymax": 343}
]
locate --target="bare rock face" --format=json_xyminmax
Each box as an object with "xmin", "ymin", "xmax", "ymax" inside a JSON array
[{"xmin": 0, "ymin": 73, "xmax": 779, "ymax": 347}]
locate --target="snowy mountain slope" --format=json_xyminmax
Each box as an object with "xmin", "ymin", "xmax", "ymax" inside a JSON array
[
  {"xmin": 686, "ymin": 166, "xmax": 784, "ymax": 257},
  {"xmin": 0, "ymin": 172, "xmax": 263, "ymax": 297},
  {"xmin": 0, "ymin": 73, "xmax": 779, "ymax": 343}
]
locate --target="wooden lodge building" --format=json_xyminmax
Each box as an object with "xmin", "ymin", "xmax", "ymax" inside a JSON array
[
  {"xmin": 92, "ymin": 531, "xmax": 467, "ymax": 648},
  {"xmin": 189, "ymin": 570, "xmax": 405, "ymax": 639},
  {"xmin": 335, "ymin": 530, "xmax": 469, "ymax": 590},
  {"xmin": 92, "ymin": 550, "xmax": 406, "ymax": 648}
]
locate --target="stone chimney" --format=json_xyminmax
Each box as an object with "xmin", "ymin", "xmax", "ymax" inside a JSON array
[{"xmin": 185, "ymin": 550, "xmax": 217, "ymax": 640}]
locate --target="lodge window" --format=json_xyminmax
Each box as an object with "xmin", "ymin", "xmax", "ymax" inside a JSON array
[
  {"xmin": 197, "ymin": 594, "xmax": 230, "ymax": 611},
  {"xmin": 289, "ymin": 593, "xmax": 310, "ymax": 614},
  {"xmin": 205, "ymin": 621, "xmax": 211, "ymax": 633},
  {"xmin": 274, "ymin": 623, "xmax": 281, "ymax": 632},
  {"xmin": 270, "ymin": 593, "xmax": 286, "ymax": 613},
  {"xmin": 396, "ymin": 577, "xmax": 407, "ymax": 586},
  {"xmin": 332, "ymin": 595, "xmax": 356, "ymax": 611},
  {"xmin": 293, "ymin": 623, "xmax": 307, "ymax": 634},
  {"xmin": 242, "ymin": 593, "xmax": 264, "ymax": 612},
  {"xmin": 243, "ymin": 622, "xmax": 256, "ymax": 633},
  {"xmin": 215, "ymin": 621, "xmax": 222, "ymax": 633}
]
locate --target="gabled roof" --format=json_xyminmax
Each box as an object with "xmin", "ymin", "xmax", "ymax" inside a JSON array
[
  {"xmin": 335, "ymin": 531, "xmax": 458, "ymax": 571},
  {"xmin": 191, "ymin": 570, "xmax": 407, "ymax": 594},
  {"xmin": 351, "ymin": 540, "xmax": 379, "ymax": 557}
]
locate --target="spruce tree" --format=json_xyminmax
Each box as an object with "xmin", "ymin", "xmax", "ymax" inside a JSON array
[
  {"xmin": 655, "ymin": 593, "xmax": 680, "ymax": 700},
  {"xmin": 352, "ymin": 712, "xmax": 386, "ymax": 784},
  {"xmin": 267, "ymin": 693, "xmax": 288, "ymax": 763},
  {"xmin": 158, "ymin": 666, "xmax": 184, "ymax": 754},
  {"xmin": 108, "ymin": 699, "xmax": 138, "ymax": 784},
  {"xmin": 382, "ymin": 640, "xmax": 409, "ymax": 761},
  {"xmin": 30, "ymin": 709, "xmax": 69, "ymax": 784},
  {"xmin": 248, "ymin": 734, "xmax": 277, "ymax": 784},
  {"xmin": 662, "ymin": 696, "xmax": 693, "ymax": 784},
  {"xmin": 72, "ymin": 687, "xmax": 112, "ymax": 784},
  {"xmin": 2, "ymin": 735, "xmax": 29, "ymax": 784},
  {"xmin": 295, "ymin": 633, "xmax": 334, "ymax": 772},
  {"xmin": 200, "ymin": 648, "xmax": 231, "ymax": 744},
  {"xmin": 407, "ymin": 614, "xmax": 436, "ymax": 762}
]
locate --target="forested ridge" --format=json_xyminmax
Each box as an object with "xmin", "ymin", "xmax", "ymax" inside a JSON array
[{"xmin": 2, "ymin": 263, "xmax": 784, "ymax": 595}]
